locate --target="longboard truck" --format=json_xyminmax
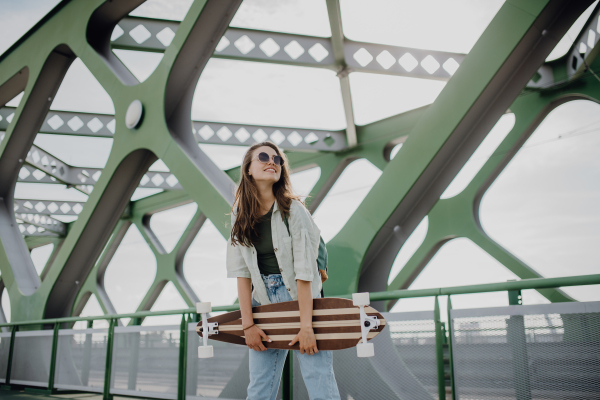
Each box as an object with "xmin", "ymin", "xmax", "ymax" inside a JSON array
[
  {"xmin": 196, "ymin": 302, "xmax": 218, "ymax": 358},
  {"xmin": 352, "ymin": 292, "xmax": 381, "ymax": 358}
]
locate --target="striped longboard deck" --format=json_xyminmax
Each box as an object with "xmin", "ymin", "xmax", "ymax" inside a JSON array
[{"xmin": 196, "ymin": 298, "xmax": 386, "ymax": 351}]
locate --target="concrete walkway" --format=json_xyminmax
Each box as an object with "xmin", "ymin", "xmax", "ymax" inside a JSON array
[{"xmin": 0, "ymin": 392, "xmax": 151, "ymax": 400}]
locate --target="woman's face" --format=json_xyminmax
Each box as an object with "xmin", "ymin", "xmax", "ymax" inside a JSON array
[{"xmin": 248, "ymin": 146, "xmax": 282, "ymax": 184}]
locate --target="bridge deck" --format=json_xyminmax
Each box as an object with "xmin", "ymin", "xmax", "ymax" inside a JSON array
[{"xmin": 0, "ymin": 392, "xmax": 145, "ymax": 400}]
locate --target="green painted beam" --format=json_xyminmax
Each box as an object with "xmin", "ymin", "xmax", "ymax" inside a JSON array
[
  {"xmin": 1, "ymin": 0, "xmax": 597, "ymax": 328},
  {"xmin": 388, "ymin": 61, "xmax": 600, "ymax": 306},
  {"xmin": 322, "ymin": 0, "xmax": 594, "ymax": 298}
]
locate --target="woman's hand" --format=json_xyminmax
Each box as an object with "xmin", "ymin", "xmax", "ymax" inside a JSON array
[
  {"xmin": 289, "ymin": 327, "xmax": 319, "ymax": 355},
  {"xmin": 320, "ymin": 269, "xmax": 328, "ymax": 283},
  {"xmin": 294, "ymin": 279, "xmax": 318, "ymax": 355},
  {"xmin": 245, "ymin": 325, "xmax": 272, "ymax": 351}
]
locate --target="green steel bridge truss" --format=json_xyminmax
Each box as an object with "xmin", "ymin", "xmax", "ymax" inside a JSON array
[{"xmin": 0, "ymin": 0, "xmax": 599, "ymax": 324}]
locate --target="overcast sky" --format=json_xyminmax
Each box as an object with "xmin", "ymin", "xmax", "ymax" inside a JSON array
[{"xmin": 0, "ymin": 0, "xmax": 598, "ymax": 324}]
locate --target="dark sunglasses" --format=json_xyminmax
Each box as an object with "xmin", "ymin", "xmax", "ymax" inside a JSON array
[{"xmin": 255, "ymin": 151, "xmax": 284, "ymax": 166}]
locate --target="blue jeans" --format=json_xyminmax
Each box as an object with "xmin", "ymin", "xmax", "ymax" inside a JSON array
[{"xmin": 247, "ymin": 274, "xmax": 340, "ymax": 400}]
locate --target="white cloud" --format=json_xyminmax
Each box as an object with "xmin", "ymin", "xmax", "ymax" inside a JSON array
[
  {"xmin": 340, "ymin": 0, "xmax": 505, "ymax": 53},
  {"xmin": 349, "ymin": 72, "xmax": 446, "ymax": 125},
  {"xmin": 231, "ymin": 0, "xmax": 331, "ymax": 37},
  {"xmin": 192, "ymin": 58, "xmax": 346, "ymax": 130}
]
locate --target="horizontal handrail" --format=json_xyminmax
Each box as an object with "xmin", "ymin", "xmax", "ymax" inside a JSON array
[
  {"xmin": 0, "ymin": 303, "xmax": 239, "ymax": 328},
  {"xmin": 1, "ymin": 273, "xmax": 598, "ymax": 328},
  {"xmin": 367, "ymin": 273, "xmax": 600, "ymax": 302}
]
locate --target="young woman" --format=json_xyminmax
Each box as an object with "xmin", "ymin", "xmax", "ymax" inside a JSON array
[{"xmin": 226, "ymin": 142, "xmax": 340, "ymax": 400}]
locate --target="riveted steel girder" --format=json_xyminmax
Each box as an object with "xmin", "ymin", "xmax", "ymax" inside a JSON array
[
  {"xmin": 15, "ymin": 199, "xmax": 87, "ymax": 216},
  {"xmin": 106, "ymin": 14, "xmax": 563, "ymax": 90},
  {"xmin": 191, "ymin": 120, "xmax": 346, "ymax": 151},
  {"xmin": 1, "ymin": 107, "xmax": 117, "ymax": 137},
  {"xmin": 321, "ymin": 0, "xmax": 595, "ymax": 302},
  {"xmin": 567, "ymin": 3, "xmax": 600, "ymax": 80},
  {"xmin": 386, "ymin": 70, "xmax": 600, "ymax": 308},
  {"xmin": 0, "ymin": 0, "xmax": 242, "ymax": 322},
  {"xmin": 1, "ymin": 106, "xmax": 347, "ymax": 151},
  {"xmin": 517, "ymin": 2, "xmax": 600, "ymax": 89},
  {"xmin": 17, "ymin": 143, "xmax": 182, "ymax": 192},
  {"xmin": 23, "ymin": 144, "xmax": 99, "ymax": 192},
  {"xmin": 111, "ymin": 15, "xmax": 466, "ymax": 81},
  {"xmin": 16, "ymin": 214, "xmax": 66, "ymax": 236},
  {"xmin": 16, "ymin": 221, "xmax": 60, "ymax": 237},
  {"xmin": 1, "ymin": 0, "xmax": 598, "ymax": 326},
  {"xmin": 325, "ymin": 0, "xmax": 357, "ymax": 148}
]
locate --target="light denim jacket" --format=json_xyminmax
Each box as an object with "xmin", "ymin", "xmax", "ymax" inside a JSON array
[{"xmin": 226, "ymin": 199, "xmax": 322, "ymax": 305}]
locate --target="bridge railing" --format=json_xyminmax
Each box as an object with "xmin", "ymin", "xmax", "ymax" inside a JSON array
[{"xmin": 0, "ymin": 273, "xmax": 598, "ymax": 400}]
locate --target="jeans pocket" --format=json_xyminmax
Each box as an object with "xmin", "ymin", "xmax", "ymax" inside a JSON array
[{"xmin": 275, "ymin": 285, "xmax": 294, "ymax": 303}]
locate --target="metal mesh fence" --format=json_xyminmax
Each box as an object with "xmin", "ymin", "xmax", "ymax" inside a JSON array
[
  {"xmin": 10, "ymin": 330, "xmax": 53, "ymax": 386},
  {"xmin": 110, "ymin": 325, "xmax": 180, "ymax": 399},
  {"xmin": 450, "ymin": 301, "xmax": 600, "ymax": 400},
  {"xmin": 54, "ymin": 328, "xmax": 108, "ymax": 392},
  {"xmin": 388, "ymin": 311, "xmax": 439, "ymax": 398},
  {"xmin": 293, "ymin": 311, "xmax": 438, "ymax": 400},
  {"xmin": 0, "ymin": 331, "xmax": 10, "ymax": 383},
  {"xmin": 186, "ymin": 322, "xmax": 250, "ymax": 400}
]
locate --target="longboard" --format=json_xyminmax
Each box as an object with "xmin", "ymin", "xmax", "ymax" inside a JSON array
[{"xmin": 196, "ymin": 294, "xmax": 386, "ymax": 358}]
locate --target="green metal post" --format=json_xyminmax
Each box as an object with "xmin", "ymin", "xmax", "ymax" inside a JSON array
[
  {"xmin": 282, "ymin": 351, "xmax": 293, "ymax": 400},
  {"xmin": 177, "ymin": 314, "xmax": 188, "ymax": 400},
  {"xmin": 184, "ymin": 313, "xmax": 191, "ymax": 398},
  {"xmin": 81, "ymin": 320, "xmax": 94, "ymax": 386},
  {"xmin": 47, "ymin": 323, "xmax": 60, "ymax": 392},
  {"xmin": 3, "ymin": 325, "xmax": 17, "ymax": 387},
  {"xmin": 188, "ymin": 313, "xmax": 199, "ymax": 397},
  {"xmin": 507, "ymin": 314, "xmax": 531, "ymax": 399},
  {"xmin": 508, "ymin": 290, "xmax": 522, "ymax": 305},
  {"xmin": 434, "ymin": 296, "xmax": 446, "ymax": 400},
  {"xmin": 506, "ymin": 280, "xmax": 532, "ymax": 400},
  {"xmin": 103, "ymin": 318, "xmax": 115, "ymax": 400},
  {"xmin": 127, "ymin": 317, "xmax": 141, "ymax": 390},
  {"xmin": 446, "ymin": 297, "xmax": 456, "ymax": 400},
  {"xmin": 508, "ymin": 279, "xmax": 523, "ymax": 306}
]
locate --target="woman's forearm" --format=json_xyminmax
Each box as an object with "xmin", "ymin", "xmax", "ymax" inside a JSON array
[
  {"xmin": 237, "ymin": 277, "xmax": 254, "ymax": 328},
  {"xmin": 296, "ymin": 279, "xmax": 313, "ymax": 329}
]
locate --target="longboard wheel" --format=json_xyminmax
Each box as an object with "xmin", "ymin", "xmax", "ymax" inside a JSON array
[
  {"xmin": 196, "ymin": 302, "xmax": 212, "ymax": 314},
  {"xmin": 198, "ymin": 345, "xmax": 214, "ymax": 358},
  {"xmin": 356, "ymin": 342, "xmax": 374, "ymax": 358},
  {"xmin": 352, "ymin": 292, "xmax": 370, "ymax": 307}
]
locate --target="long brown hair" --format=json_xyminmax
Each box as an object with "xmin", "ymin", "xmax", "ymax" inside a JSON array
[{"xmin": 230, "ymin": 142, "xmax": 301, "ymax": 246}]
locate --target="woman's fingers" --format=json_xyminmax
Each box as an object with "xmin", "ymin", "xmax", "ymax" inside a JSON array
[
  {"xmin": 254, "ymin": 327, "xmax": 270, "ymax": 351},
  {"xmin": 245, "ymin": 326, "xmax": 269, "ymax": 351},
  {"xmin": 289, "ymin": 333, "xmax": 300, "ymax": 346},
  {"xmin": 289, "ymin": 333, "xmax": 303, "ymax": 352},
  {"xmin": 258, "ymin": 328, "xmax": 272, "ymax": 343},
  {"xmin": 248, "ymin": 342, "xmax": 265, "ymax": 351},
  {"xmin": 303, "ymin": 342, "xmax": 318, "ymax": 355},
  {"xmin": 298, "ymin": 329, "xmax": 318, "ymax": 355}
]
